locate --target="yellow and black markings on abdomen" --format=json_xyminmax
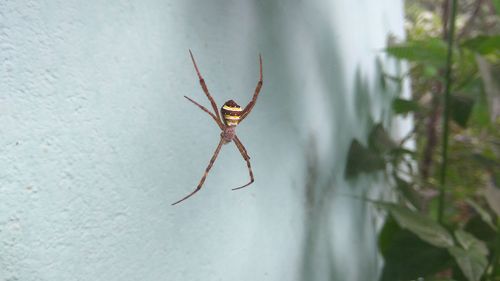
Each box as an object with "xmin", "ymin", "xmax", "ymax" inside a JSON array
[{"xmin": 221, "ymin": 100, "xmax": 243, "ymax": 126}]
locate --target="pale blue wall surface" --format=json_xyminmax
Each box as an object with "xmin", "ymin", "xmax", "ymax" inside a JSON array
[{"xmin": 0, "ymin": 0, "xmax": 409, "ymax": 280}]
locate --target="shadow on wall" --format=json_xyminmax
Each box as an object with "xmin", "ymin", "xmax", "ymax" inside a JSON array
[
  {"xmin": 250, "ymin": 1, "xmax": 399, "ymax": 280},
  {"xmin": 300, "ymin": 60, "xmax": 399, "ymax": 281},
  {"xmin": 301, "ymin": 135, "xmax": 336, "ymax": 280}
]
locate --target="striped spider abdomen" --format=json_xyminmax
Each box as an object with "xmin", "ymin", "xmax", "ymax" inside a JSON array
[{"xmin": 221, "ymin": 100, "xmax": 243, "ymax": 126}]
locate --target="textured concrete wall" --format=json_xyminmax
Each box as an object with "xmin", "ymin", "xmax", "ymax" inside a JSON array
[{"xmin": 0, "ymin": 0, "xmax": 408, "ymax": 280}]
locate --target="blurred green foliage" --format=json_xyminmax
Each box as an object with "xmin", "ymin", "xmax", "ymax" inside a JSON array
[{"xmin": 345, "ymin": 0, "xmax": 500, "ymax": 280}]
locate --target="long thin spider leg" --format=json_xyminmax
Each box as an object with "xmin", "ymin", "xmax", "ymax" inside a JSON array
[
  {"xmin": 232, "ymin": 136, "xmax": 254, "ymax": 191},
  {"xmin": 234, "ymin": 135, "xmax": 249, "ymax": 158},
  {"xmin": 240, "ymin": 54, "xmax": 263, "ymax": 122},
  {"xmin": 189, "ymin": 50, "xmax": 222, "ymax": 123},
  {"xmin": 172, "ymin": 137, "xmax": 225, "ymax": 205},
  {"xmin": 184, "ymin": 96, "xmax": 224, "ymax": 130}
]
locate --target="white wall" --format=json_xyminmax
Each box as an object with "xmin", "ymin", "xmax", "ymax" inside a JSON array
[{"xmin": 0, "ymin": 0, "xmax": 408, "ymax": 280}]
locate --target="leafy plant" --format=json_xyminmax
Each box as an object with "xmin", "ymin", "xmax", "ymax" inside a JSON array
[{"xmin": 344, "ymin": 0, "xmax": 500, "ymax": 280}]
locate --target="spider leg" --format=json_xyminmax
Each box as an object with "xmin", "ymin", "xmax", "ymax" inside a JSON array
[
  {"xmin": 232, "ymin": 136, "xmax": 254, "ymax": 190},
  {"xmin": 172, "ymin": 137, "xmax": 225, "ymax": 205},
  {"xmin": 234, "ymin": 135, "xmax": 249, "ymax": 158},
  {"xmin": 184, "ymin": 96, "xmax": 224, "ymax": 129},
  {"xmin": 240, "ymin": 54, "xmax": 263, "ymax": 122},
  {"xmin": 189, "ymin": 50, "xmax": 223, "ymax": 123}
]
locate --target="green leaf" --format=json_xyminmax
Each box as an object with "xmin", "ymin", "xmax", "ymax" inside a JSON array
[
  {"xmin": 381, "ymin": 203, "xmax": 455, "ymax": 248},
  {"xmin": 469, "ymin": 96, "xmax": 492, "ymax": 128},
  {"xmin": 344, "ymin": 140, "xmax": 385, "ymax": 178},
  {"xmin": 368, "ymin": 123, "xmax": 398, "ymax": 154},
  {"xmin": 462, "ymin": 35, "xmax": 500, "ymax": 55},
  {"xmin": 448, "ymin": 230, "xmax": 488, "ymax": 281},
  {"xmin": 393, "ymin": 98, "xmax": 420, "ymax": 115},
  {"xmin": 450, "ymin": 94, "xmax": 474, "ymax": 128},
  {"xmin": 379, "ymin": 216, "xmax": 400, "ymax": 254},
  {"xmin": 476, "ymin": 56, "xmax": 500, "ymax": 122},
  {"xmin": 386, "ymin": 38, "xmax": 448, "ymax": 66},
  {"xmin": 391, "ymin": 147, "xmax": 416, "ymax": 157},
  {"xmin": 379, "ymin": 218, "xmax": 452, "ymax": 281},
  {"xmin": 455, "ymin": 230, "xmax": 488, "ymax": 256},
  {"xmin": 464, "ymin": 216, "xmax": 498, "ymax": 244},
  {"xmin": 449, "ymin": 247, "xmax": 487, "ymax": 281},
  {"xmin": 484, "ymin": 180, "xmax": 500, "ymax": 217},
  {"xmin": 454, "ymin": 50, "xmax": 479, "ymax": 93},
  {"xmin": 395, "ymin": 176, "xmax": 422, "ymax": 209},
  {"xmin": 465, "ymin": 199, "xmax": 496, "ymax": 230}
]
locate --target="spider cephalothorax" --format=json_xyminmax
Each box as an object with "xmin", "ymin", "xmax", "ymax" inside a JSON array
[{"xmin": 171, "ymin": 50, "xmax": 263, "ymax": 205}]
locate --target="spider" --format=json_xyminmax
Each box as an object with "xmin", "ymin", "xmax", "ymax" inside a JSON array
[{"xmin": 171, "ymin": 50, "xmax": 263, "ymax": 205}]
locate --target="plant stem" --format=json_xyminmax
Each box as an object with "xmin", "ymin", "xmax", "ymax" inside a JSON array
[{"xmin": 437, "ymin": 0, "xmax": 458, "ymax": 224}]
